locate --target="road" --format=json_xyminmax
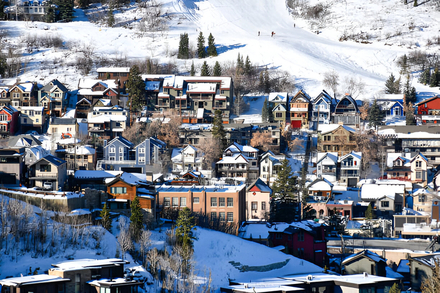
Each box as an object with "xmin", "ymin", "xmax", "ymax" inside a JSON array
[{"xmin": 327, "ymin": 238, "xmax": 436, "ymax": 252}]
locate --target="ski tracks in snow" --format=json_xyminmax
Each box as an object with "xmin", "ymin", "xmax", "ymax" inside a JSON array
[{"xmin": 172, "ymin": 0, "xmax": 200, "ymax": 25}]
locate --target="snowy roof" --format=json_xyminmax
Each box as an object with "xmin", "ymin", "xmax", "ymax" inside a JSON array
[
  {"xmin": 339, "ymin": 151, "xmax": 362, "ymax": 162},
  {"xmin": 97, "ymin": 67, "xmax": 130, "ymax": 73},
  {"xmin": 186, "ymin": 83, "xmax": 217, "ymax": 93},
  {"xmin": 0, "ymin": 274, "xmax": 70, "ymax": 287},
  {"xmin": 291, "ymin": 90, "xmax": 312, "ymax": 103},
  {"xmin": 313, "ymin": 90, "xmax": 334, "ymax": 104},
  {"xmin": 105, "ymin": 172, "xmax": 149, "ymax": 186},
  {"xmin": 342, "ymin": 250, "xmax": 386, "ymax": 265},
  {"xmin": 317, "ymin": 152, "xmax": 338, "ymax": 165},
  {"xmin": 247, "ymin": 178, "xmax": 272, "ymax": 194},
  {"xmin": 225, "ymin": 142, "xmax": 258, "ymax": 154},
  {"xmin": 411, "ymin": 254, "xmax": 440, "ymax": 268},
  {"xmin": 377, "ymin": 94, "xmax": 405, "ymax": 101},
  {"xmin": 21, "ymin": 106, "xmax": 44, "ymax": 111},
  {"xmin": 66, "ymin": 145, "xmax": 95, "ymax": 155},
  {"xmin": 318, "ymin": 124, "xmax": 355, "ymax": 135},
  {"xmin": 217, "ymin": 153, "xmax": 249, "ymax": 164},
  {"xmin": 88, "ymin": 278, "xmax": 143, "ymax": 287},
  {"xmin": 268, "ymin": 92, "xmax": 288, "ymax": 103},
  {"xmin": 272, "ymin": 103, "xmax": 287, "ymax": 112},
  {"xmin": 9, "ymin": 134, "xmax": 42, "ymax": 147},
  {"xmin": 30, "ymin": 154, "xmax": 65, "ymax": 167},
  {"xmin": 377, "ymin": 100, "xmax": 403, "ymax": 111},
  {"xmin": 173, "ymin": 76, "xmax": 232, "ymax": 90},
  {"xmin": 361, "ymin": 183, "xmax": 404, "ymax": 200},
  {"xmin": 9, "ymin": 82, "xmax": 35, "ymax": 93},
  {"xmin": 308, "ymin": 178, "xmax": 333, "ymax": 191},
  {"xmin": 74, "ymin": 170, "xmax": 123, "ymax": 179},
  {"xmin": 386, "ymin": 152, "xmax": 411, "ymax": 168},
  {"xmin": 105, "ymin": 136, "xmax": 133, "ymax": 148},
  {"xmin": 27, "ymin": 146, "xmax": 50, "ymax": 160},
  {"xmin": 156, "ymin": 184, "xmax": 246, "ymax": 193},
  {"xmin": 50, "ymin": 258, "xmax": 128, "ymax": 271}
]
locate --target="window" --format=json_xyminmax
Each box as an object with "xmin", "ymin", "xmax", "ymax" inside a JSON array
[
  {"xmin": 193, "ymin": 197, "xmax": 199, "ymax": 204},
  {"xmin": 172, "ymin": 197, "xmax": 179, "ymax": 207},
  {"xmin": 180, "ymin": 197, "xmax": 186, "ymax": 207},
  {"xmin": 110, "ymin": 187, "xmax": 127, "ymax": 194},
  {"xmin": 251, "ymin": 201, "xmax": 258, "ymax": 211},
  {"xmin": 297, "ymin": 248, "xmax": 304, "ymax": 257},
  {"xmin": 23, "ymin": 118, "xmax": 27, "ymax": 123},
  {"xmin": 109, "ymin": 146, "xmax": 115, "ymax": 153},
  {"xmin": 119, "ymin": 155, "xmax": 123, "ymax": 161},
  {"xmin": 416, "ymin": 171, "xmax": 422, "ymax": 179},
  {"xmin": 297, "ymin": 231, "xmax": 304, "ymax": 241},
  {"xmin": 211, "ymin": 212, "xmax": 216, "ymax": 220},
  {"xmin": 119, "ymin": 147, "xmax": 124, "ymax": 153},
  {"xmin": 219, "ymin": 212, "xmax": 225, "ymax": 221},
  {"xmin": 227, "ymin": 212, "xmax": 233, "ymax": 222},
  {"xmin": 381, "ymin": 201, "xmax": 389, "ymax": 208},
  {"xmin": 416, "ymin": 161, "xmax": 422, "ymax": 167},
  {"xmin": 261, "ymin": 202, "xmax": 266, "ymax": 211},
  {"xmin": 276, "ymin": 233, "xmax": 283, "ymax": 239},
  {"xmin": 419, "ymin": 195, "xmax": 426, "ymax": 202},
  {"xmin": 139, "ymin": 148, "xmax": 145, "ymax": 153},
  {"xmin": 219, "ymin": 197, "xmax": 225, "ymax": 207},
  {"xmin": 164, "ymin": 197, "xmax": 170, "ymax": 207},
  {"xmin": 139, "ymin": 157, "xmax": 145, "ymax": 163},
  {"xmin": 39, "ymin": 164, "xmax": 51, "ymax": 172},
  {"xmin": 75, "ymin": 273, "xmax": 81, "ymax": 293},
  {"xmin": 211, "ymin": 197, "xmax": 217, "ymax": 207},
  {"xmin": 227, "ymin": 197, "xmax": 233, "ymax": 207},
  {"xmin": 262, "ymin": 166, "xmax": 266, "ymax": 172},
  {"xmin": 36, "ymin": 119, "xmax": 39, "ymax": 123}
]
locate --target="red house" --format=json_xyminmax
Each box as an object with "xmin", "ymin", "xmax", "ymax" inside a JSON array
[
  {"xmin": 269, "ymin": 221, "xmax": 327, "ymax": 267},
  {"xmin": 416, "ymin": 95, "xmax": 440, "ymax": 124},
  {"xmin": 0, "ymin": 105, "xmax": 19, "ymax": 138}
]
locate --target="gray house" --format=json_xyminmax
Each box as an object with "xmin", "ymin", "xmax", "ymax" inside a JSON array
[
  {"xmin": 342, "ymin": 250, "xmax": 387, "ymax": 277},
  {"xmin": 97, "ymin": 136, "xmax": 166, "ymax": 173}
]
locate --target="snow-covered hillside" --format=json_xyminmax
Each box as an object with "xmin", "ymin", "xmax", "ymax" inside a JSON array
[{"xmin": 1, "ymin": 0, "xmax": 440, "ymax": 101}]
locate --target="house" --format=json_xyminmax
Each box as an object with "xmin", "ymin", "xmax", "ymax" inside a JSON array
[
  {"xmin": 410, "ymin": 152, "xmax": 428, "ymax": 185},
  {"xmin": 38, "ymin": 79, "xmax": 69, "ymax": 117},
  {"xmin": 47, "ymin": 117, "xmax": 78, "ymax": 138},
  {"xmin": 342, "ymin": 250, "xmax": 388, "ymax": 277},
  {"xmin": 317, "ymin": 124, "xmax": 357, "ymax": 155},
  {"xmin": 216, "ymin": 143, "xmax": 259, "ymax": 181},
  {"xmin": 316, "ymin": 152, "xmax": 338, "ymax": 182},
  {"xmin": 48, "ymin": 258, "xmax": 141, "ymax": 293},
  {"xmin": 0, "ymin": 86, "xmax": 10, "ymax": 106},
  {"xmin": 289, "ymin": 90, "xmax": 312, "ymax": 129},
  {"xmin": 259, "ymin": 151, "xmax": 285, "ymax": 185},
  {"xmin": 307, "ymin": 178, "xmax": 333, "ymax": 199},
  {"xmin": 268, "ymin": 92, "xmax": 288, "ymax": 109},
  {"xmin": 171, "ymin": 171, "xmax": 205, "ymax": 185},
  {"xmin": 312, "ymin": 90, "xmax": 336, "ymax": 127},
  {"xmin": 87, "ymin": 105, "xmax": 129, "ymax": 140},
  {"xmin": 339, "ymin": 151, "xmax": 362, "ymax": 187},
  {"xmin": 4, "ymin": 0, "xmax": 52, "ymax": 21},
  {"xmin": 0, "ymin": 274, "xmax": 70, "ymax": 293},
  {"xmin": 8, "ymin": 134, "xmax": 42, "ymax": 148},
  {"xmin": 333, "ymin": 94, "xmax": 360, "ymax": 127},
  {"xmin": 246, "ymin": 178, "xmax": 272, "ymax": 220},
  {"xmin": 28, "ymin": 154, "xmax": 67, "ymax": 191},
  {"xmin": 410, "ymin": 188, "xmax": 437, "ymax": 214},
  {"xmin": 361, "ymin": 183, "xmax": 405, "ymax": 215},
  {"xmin": 77, "ymin": 79, "xmax": 125, "ymax": 108},
  {"xmin": 376, "ymin": 94, "xmax": 405, "ymax": 119},
  {"xmin": 8, "ymin": 82, "xmax": 40, "ymax": 110},
  {"xmin": 0, "ymin": 147, "xmax": 26, "ymax": 185},
  {"xmin": 97, "ymin": 67, "xmax": 131, "ymax": 83},
  {"xmin": 97, "ymin": 136, "xmax": 165, "ymax": 174},
  {"xmin": 268, "ymin": 221, "xmax": 327, "ymax": 267},
  {"xmin": 0, "ymin": 105, "xmax": 19, "ymax": 138},
  {"xmin": 156, "ymin": 184, "xmax": 247, "ymax": 225},
  {"xmin": 20, "ymin": 106, "xmax": 47, "ymax": 134},
  {"xmin": 76, "ymin": 98, "xmax": 92, "ymax": 119},
  {"xmin": 408, "ymin": 254, "xmax": 440, "ymax": 290},
  {"xmin": 105, "ymin": 172, "xmax": 155, "ymax": 215},
  {"xmin": 74, "ymin": 170, "xmax": 123, "ymax": 191},
  {"xmin": 384, "ymin": 153, "xmax": 411, "ymax": 181},
  {"xmin": 272, "ymin": 103, "xmax": 287, "ymax": 123},
  {"xmin": 57, "ymin": 145, "xmax": 96, "ymax": 170},
  {"xmin": 171, "ymin": 145, "xmax": 204, "ymax": 174},
  {"xmin": 416, "ymin": 95, "xmax": 440, "ymax": 124}
]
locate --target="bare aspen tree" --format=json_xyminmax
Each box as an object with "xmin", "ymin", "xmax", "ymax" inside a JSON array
[{"xmin": 323, "ymin": 71, "xmax": 339, "ymax": 97}]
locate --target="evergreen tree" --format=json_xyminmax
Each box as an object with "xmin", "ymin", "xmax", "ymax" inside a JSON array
[
  {"xmin": 200, "ymin": 61, "xmax": 210, "ymax": 76},
  {"xmin": 244, "ymin": 55, "xmax": 252, "ymax": 76},
  {"xmin": 190, "ymin": 61, "xmax": 195, "ymax": 76},
  {"xmin": 385, "ymin": 73, "xmax": 399, "ymax": 94},
  {"xmin": 197, "ymin": 31, "xmax": 206, "ymax": 58},
  {"xmin": 129, "ymin": 196, "xmax": 144, "ymax": 240},
  {"xmin": 45, "ymin": 2, "xmax": 56, "ymax": 23},
  {"xmin": 236, "ymin": 53, "xmax": 244, "ymax": 74},
  {"xmin": 394, "ymin": 76, "xmax": 401, "ymax": 94},
  {"xmin": 259, "ymin": 71, "xmax": 264, "ymax": 92},
  {"xmin": 178, "ymin": 33, "xmax": 189, "ymax": 59},
  {"xmin": 430, "ymin": 67, "xmax": 439, "ymax": 87},
  {"xmin": 419, "ymin": 68, "xmax": 431, "ymax": 85},
  {"xmin": 368, "ymin": 100, "xmax": 384, "ymax": 128},
  {"xmin": 0, "ymin": 53, "xmax": 7, "ymax": 77},
  {"xmin": 57, "ymin": 0, "xmax": 74, "ymax": 22},
  {"xmin": 175, "ymin": 207, "xmax": 196, "ymax": 248},
  {"xmin": 272, "ymin": 159, "xmax": 298, "ymax": 199},
  {"xmin": 126, "ymin": 65, "xmax": 145, "ymax": 112},
  {"xmin": 406, "ymin": 102, "xmax": 416, "ymax": 125},
  {"xmin": 389, "ymin": 283, "xmax": 401, "ymax": 293},
  {"xmin": 207, "ymin": 33, "xmax": 218, "ymax": 57},
  {"xmin": 212, "ymin": 110, "xmax": 226, "ymax": 149},
  {"xmin": 268, "ymin": 103, "xmax": 274, "ymax": 122},
  {"xmin": 263, "ymin": 67, "xmax": 271, "ymax": 93},
  {"xmin": 213, "ymin": 61, "xmax": 222, "ymax": 76},
  {"xmin": 414, "ymin": 0, "xmax": 417, "ymax": 6},
  {"xmin": 409, "ymin": 87, "xmax": 417, "ymax": 104},
  {"xmin": 262, "ymin": 98, "xmax": 269, "ymax": 122},
  {"xmin": 400, "ymin": 54, "xmax": 408, "ymax": 75},
  {"xmin": 365, "ymin": 203, "xmax": 374, "ymax": 220},
  {"xmin": 100, "ymin": 203, "xmax": 112, "ymax": 231},
  {"xmin": 107, "ymin": 3, "xmax": 115, "ymax": 27}
]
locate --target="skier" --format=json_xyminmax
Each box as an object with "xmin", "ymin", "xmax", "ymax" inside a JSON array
[
  {"xmin": 258, "ymin": 31, "xmax": 260, "ymax": 36},
  {"xmin": 271, "ymin": 31, "xmax": 275, "ymax": 37}
]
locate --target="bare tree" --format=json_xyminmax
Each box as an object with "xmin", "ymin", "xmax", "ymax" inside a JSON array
[
  {"xmin": 158, "ymin": 113, "xmax": 181, "ymax": 148},
  {"xmin": 139, "ymin": 230, "xmax": 152, "ymax": 266},
  {"xmin": 323, "ymin": 71, "xmax": 339, "ymax": 97},
  {"xmin": 422, "ymin": 259, "xmax": 440, "ymax": 293},
  {"xmin": 198, "ymin": 138, "xmax": 222, "ymax": 170},
  {"xmin": 343, "ymin": 76, "xmax": 365, "ymax": 98},
  {"xmin": 289, "ymin": 137, "xmax": 304, "ymax": 152},
  {"xmin": 117, "ymin": 218, "xmax": 133, "ymax": 260},
  {"xmin": 250, "ymin": 132, "xmax": 273, "ymax": 152}
]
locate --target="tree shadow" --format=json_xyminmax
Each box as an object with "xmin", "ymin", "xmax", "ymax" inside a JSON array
[{"xmin": 215, "ymin": 43, "xmax": 246, "ymax": 55}]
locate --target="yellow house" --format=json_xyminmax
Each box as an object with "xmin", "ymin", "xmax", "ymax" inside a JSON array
[{"xmin": 20, "ymin": 106, "xmax": 46, "ymax": 133}]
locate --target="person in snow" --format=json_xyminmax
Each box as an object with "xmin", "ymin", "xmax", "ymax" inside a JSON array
[
  {"xmin": 271, "ymin": 31, "xmax": 275, "ymax": 37},
  {"xmin": 258, "ymin": 31, "xmax": 260, "ymax": 36}
]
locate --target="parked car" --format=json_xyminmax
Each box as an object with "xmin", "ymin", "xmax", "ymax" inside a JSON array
[{"xmin": 43, "ymin": 182, "xmax": 53, "ymax": 190}]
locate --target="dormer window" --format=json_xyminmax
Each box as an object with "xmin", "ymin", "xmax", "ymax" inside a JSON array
[{"xmin": 416, "ymin": 161, "xmax": 422, "ymax": 167}]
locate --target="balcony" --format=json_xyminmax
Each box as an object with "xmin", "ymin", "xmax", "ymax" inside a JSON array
[{"xmin": 217, "ymin": 165, "xmax": 248, "ymax": 171}]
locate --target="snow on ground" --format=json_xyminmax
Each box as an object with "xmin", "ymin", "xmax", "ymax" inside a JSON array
[{"xmin": 1, "ymin": 0, "xmax": 440, "ymax": 102}]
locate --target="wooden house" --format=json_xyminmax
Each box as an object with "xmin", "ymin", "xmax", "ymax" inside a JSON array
[{"xmin": 289, "ymin": 90, "xmax": 312, "ymax": 129}]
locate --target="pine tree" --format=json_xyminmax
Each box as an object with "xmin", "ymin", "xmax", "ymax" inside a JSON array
[
  {"xmin": 178, "ymin": 33, "xmax": 189, "ymax": 59},
  {"xmin": 409, "ymin": 87, "xmax": 417, "ymax": 104},
  {"xmin": 57, "ymin": 0, "xmax": 74, "ymax": 22},
  {"xmin": 212, "ymin": 110, "xmax": 226, "ymax": 149},
  {"xmin": 200, "ymin": 61, "xmax": 210, "ymax": 76},
  {"xmin": 365, "ymin": 203, "xmax": 374, "ymax": 220},
  {"xmin": 394, "ymin": 76, "xmax": 401, "ymax": 94},
  {"xmin": 430, "ymin": 67, "xmax": 439, "ymax": 87},
  {"xmin": 263, "ymin": 67, "xmax": 271, "ymax": 93},
  {"xmin": 175, "ymin": 207, "xmax": 196, "ymax": 248},
  {"xmin": 385, "ymin": 73, "xmax": 397, "ymax": 94},
  {"xmin": 368, "ymin": 99, "xmax": 384, "ymax": 128},
  {"xmin": 419, "ymin": 69, "xmax": 431, "ymax": 85},
  {"xmin": 259, "ymin": 71, "xmax": 264, "ymax": 92},
  {"xmin": 262, "ymin": 98, "xmax": 269, "ymax": 122},
  {"xmin": 100, "ymin": 203, "xmax": 112, "ymax": 231},
  {"xmin": 406, "ymin": 102, "xmax": 416, "ymax": 125},
  {"xmin": 0, "ymin": 53, "xmax": 7, "ymax": 77},
  {"xmin": 190, "ymin": 61, "xmax": 195, "ymax": 76},
  {"xmin": 207, "ymin": 33, "xmax": 218, "ymax": 57},
  {"xmin": 213, "ymin": 61, "xmax": 222, "ymax": 76},
  {"xmin": 126, "ymin": 65, "xmax": 145, "ymax": 112},
  {"xmin": 45, "ymin": 2, "xmax": 56, "ymax": 23},
  {"xmin": 107, "ymin": 3, "xmax": 115, "ymax": 27},
  {"xmin": 389, "ymin": 283, "xmax": 401, "ymax": 293},
  {"xmin": 236, "ymin": 53, "xmax": 244, "ymax": 74},
  {"xmin": 244, "ymin": 55, "xmax": 252, "ymax": 76},
  {"xmin": 414, "ymin": 0, "xmax": 418, "ymax": 6},
  {"xmin": 400, "ymin": 54, "xmax": 408, "ymax": 75},
  {"xmin": 129, "ymin": 196, "xmax": 144, "ymax": 240},
  {"xmin": 197, "ymin": 31, "xmax": 206, "ymax": 58},
  {"xmin": 272, "ymin": 159, "xmax": 298, "ymax": 199}
]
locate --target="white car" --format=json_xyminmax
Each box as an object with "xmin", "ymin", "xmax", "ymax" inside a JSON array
[{"xmin": 43, "ymin": 182, "xmax": 53, "ymax": 190}]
